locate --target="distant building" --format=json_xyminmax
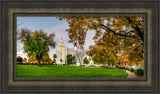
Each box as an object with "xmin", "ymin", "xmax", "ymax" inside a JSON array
[{"xmin": 56, "ymin": 38, "xmax": 80, "ymax": 65}]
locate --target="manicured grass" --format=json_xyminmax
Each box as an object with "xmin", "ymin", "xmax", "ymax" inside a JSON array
[{"xmin": 16, "ymin": 65, "xmax": 128, "ymax": 78}]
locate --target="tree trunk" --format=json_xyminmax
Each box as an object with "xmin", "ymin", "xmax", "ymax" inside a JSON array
[
  {"xmin": 136, "ymin": 63, "xmax": 138, "ymax": 66},
  {"xmin": 80, "ymin": 60, "xmax": 83, "ymax": 70},
  {"xmin": 80, "ymin": 65, "xmax": 82, "ymax": 70},
  {"xmin": 38, "ymin": 59, "xmax": 41, "ymax": 67}
]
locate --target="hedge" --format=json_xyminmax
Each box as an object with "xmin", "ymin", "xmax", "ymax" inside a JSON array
[{"xmin": 134, "ymin": 69, "xmax": 144, "ymax": 75}]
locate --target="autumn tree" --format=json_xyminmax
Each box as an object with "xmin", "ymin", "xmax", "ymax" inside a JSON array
[
  {"xmin": 60, "ymin": 16, "xmax": 144, "ymax": 65},
  {"xmin": 22, "ymin": 58, "xmax": 27, "ymax": 63},
  {"xmin": 87, "ymin": 45, "xmax": 117, "ymax": 66},
  {"xmin": 19, "ymin": 28, "xmax": 56, "ymax": 66},
  {"xmin": 28, "ymin": 56, "xmax": 35, "ymax": 63},
  {"xmin": 42, "ymin": 53, "xmax": 52, "ymax": 64}
]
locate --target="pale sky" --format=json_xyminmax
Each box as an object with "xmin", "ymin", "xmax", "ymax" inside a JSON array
[{"xmin": 17, "ymin": 17, "xmax": 95, "ymax": 59}]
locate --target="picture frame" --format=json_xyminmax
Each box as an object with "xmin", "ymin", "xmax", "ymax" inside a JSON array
[{"xmin": 0, "ymin": 0, "xmax": 159, "ymax": 93}]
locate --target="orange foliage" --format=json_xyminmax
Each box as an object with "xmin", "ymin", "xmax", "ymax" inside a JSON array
[{"xmin": 22, "ymin": 58, "xmax": 27, "ymax": 63}]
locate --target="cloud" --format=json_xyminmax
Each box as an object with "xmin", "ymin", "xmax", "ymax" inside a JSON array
[
  {"xmin": 44, "ymin": 21, "xmax": 69, "ymax": 40},
  {"xmin": 84, "ymin": 30, "xmax": 95, "ymax": 50}
]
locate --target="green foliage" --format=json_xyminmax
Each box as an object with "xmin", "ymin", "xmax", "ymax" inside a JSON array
[
  {"xmin": 88, "ymin": 46, "xmax": 110, "ymax": 65},
  {"xmin": 134, "ymin": 69, "xmax": 144, "ymax": 75},
  {"xmin": 129, "ymin": 68, "xmax": 134, "ymax": 72},
  {"xmin": 66, "ymin": 54, "xmax": 76, "ymax": 65},
  {"xmin": 52, "ymin": 54, "xmax": 57, "ymax": 64},
  {"xmin": 52, "ymin": 59, "xmax": 56, "ymax": 64},
  {"xmin": 125, "ymin": 67, "xmax": 129, "ymax": 70},
  {"xmin": 80, "ymin": 65, "xmax": 85, "ymax": 66},
  {"xmin": 119, "ymin": 67, "xmax": 125, "ymax": 69},
  {"xmin": 111, "ymin": 61, "xmax": 115, "ymax": 66},
  {"xmin": 53, "ymin": 54, "xmax": 57, "ymax": 59},
  {"xmin": 19, "ymin": 29, "xmax": 56, "ymax": 66},
  {"xmin": 83, "ymin": 57, "xmax": 90, "ymax": 64},
  {"xmin": 60, "ymin": 59, "xmax": 63, "ymax": 62}
]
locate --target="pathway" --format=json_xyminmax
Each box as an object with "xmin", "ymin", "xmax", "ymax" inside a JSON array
[{"xmin": 126, "ymin": 70, "xmax": 137, "ymax": 78}]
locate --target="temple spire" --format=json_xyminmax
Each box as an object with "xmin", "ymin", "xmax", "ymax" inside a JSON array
[{"xmin": 59, "ymin": 37, "xmax": 64, "ymax": 46}]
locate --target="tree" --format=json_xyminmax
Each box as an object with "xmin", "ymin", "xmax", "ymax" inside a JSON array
[
  {"xmin": 53, "ymin": 54, "xmax": 57, "ymax": 59},
  {"xmin": 59, "ymin": 59, "xmax": 63, "ymax": 65},
  {"xmin": 16, "ymin": 56, "xmax": 23, "ymax": 63},
  {"xmin": 60, "ymin": 16, "xmax": 144, "ymax": 65},
  {"xmin": 22, "ymin": 58, "xmax": 27, "ymax": 63},
  {"xmin": 83, "ymin": 57, "xmax": 89, "ymax": 65},
  {"xmin": 52, "ymin": 59, "xmax": 56, "ymax": 64},
  {"xmin": 53, "ymin": 54, "xmax": 57, "ymax": 63},
  {"xmin": 87, "ymin": 45, "xmax": 112, "ymax": 65},
  {"xmin": 42, "ymin": 53, "xmax": 52, "ymax": 64},
  {"xmin": 66, "ymin": 54, "xmax": 76, "ymax": 65},
  {"xmin": 28, "ymin": 56, "xmax": 35, "ymax": 63},
  {"xmin": 19, "ymin": 28, "xmax": 56, "ymax": 66},
  {"xmin": 75, "ymin": 49, "xmax": 85, "ymax": 70}
]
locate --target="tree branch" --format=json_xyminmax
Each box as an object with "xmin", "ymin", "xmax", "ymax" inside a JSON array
[
  {"xmin": 125, "ymin": 17, "xmax": 144, "ymax": 43},
  {"xmin": 100, "ymin": 24, "xmax": 136, "ymax": 38}
]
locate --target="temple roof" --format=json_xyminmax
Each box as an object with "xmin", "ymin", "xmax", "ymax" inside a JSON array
[{"xmin": 59, "ymin": 37, "xmax": 64, "ymax": 45}]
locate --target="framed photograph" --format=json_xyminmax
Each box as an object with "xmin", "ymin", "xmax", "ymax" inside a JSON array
[{"xmin": 0, "ymin": 0, "xmax": 159, "ymax": 93}]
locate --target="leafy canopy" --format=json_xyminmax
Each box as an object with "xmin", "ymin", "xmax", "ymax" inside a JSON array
[
  {"xmin": 67, "ymin": 54, "xmax": 76, "ymax": 65},
  {"xmin": 19, "ymin": 28, "xmax": 56, "ymax": 65},
  {"xmin": 60, "ymin": 16, "xmax": 144, "ymax": 65}
]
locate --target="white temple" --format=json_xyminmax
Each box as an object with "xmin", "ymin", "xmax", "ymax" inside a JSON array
[{"xmin": 56, "ymin": 38, "xmax": 78, "ymax": 65}]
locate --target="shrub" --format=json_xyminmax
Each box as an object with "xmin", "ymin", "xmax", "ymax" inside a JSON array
[
  {"xmin": 16, "ymin": 56, "xmax": 23, "ymax": 63},
  {"xmin": 89, "ymin": 65, "xmax": 96, "ymax": 67},
  {"xmin": 80, "ymin": 65, "xmax": 85, "ymax": 66},
  {"xmin": 134, "ymin": 69, "xmax": 144, "ymax": 75},
  {"xmin": 125, "ymin": 67, "xmax": 129, "ymax": 70},
  {"xmin": 130, "ymin": 68, "xmax": 134, "ymax": 72},
  {"xmin": 31, "ymin": 63, "xmax": 38, "ymax": 65},
  {"xmin": 22, "ymin": 63, "xmax": 29, "ymax": 65},
  {"xmin": 100, "ymin": 66, "xmax": 108, "ymax": 68},
  {"xmin": 17, "ymin": 62, "xmax": 23, "ymax": 64},
  {"xmin": 41, "ymin": 63, "xmax": 53, "ymax": 65},
  {"xmin": 119, "ymin": 67, "xmax": 125, "ymax": 69},
  {"xmin": 117, "ymin": 65, "xmax": 121, "ymax": 68},
  {"xmin": 109, "ymin": 67, "xmax": 116, "ymax": 69}
]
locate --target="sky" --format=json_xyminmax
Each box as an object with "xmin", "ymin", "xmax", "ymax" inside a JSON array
[{"xmin": 17, "ymin": 17, "xmax": 95, "ymax": 59}]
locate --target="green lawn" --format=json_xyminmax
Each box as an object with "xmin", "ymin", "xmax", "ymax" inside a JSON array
[{"xmin": 17, "ymin": 65, "xmax": 128, "ymax": 78}]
